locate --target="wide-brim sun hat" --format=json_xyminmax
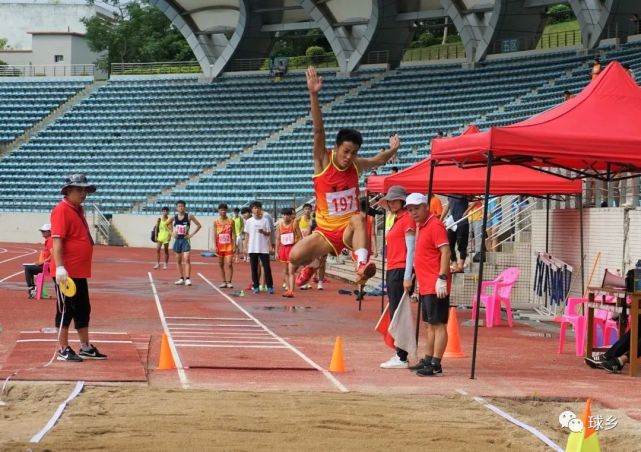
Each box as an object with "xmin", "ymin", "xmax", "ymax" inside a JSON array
[
  {"xmin": 39, "ymin": 223, "xmax": 51, "ymax": 231},
  {"xmin": 405, "ymin": 193, "xmax": 427, "ymax": 206},
  {"xmin": 61, "ymin": 173, "xmax": 97, "ymax": 195},
  {"xmin": 378, "ymin": 185, "xmax": 407, "ymax": 210}
]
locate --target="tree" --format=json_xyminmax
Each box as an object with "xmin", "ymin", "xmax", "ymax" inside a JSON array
[
  {"xmin": 0, "ymin": 37, "xmax": 7, "ymax": 49},
  {"xmin": 82, "ymin": 0, "xmax": 194, "ymax": 71}
]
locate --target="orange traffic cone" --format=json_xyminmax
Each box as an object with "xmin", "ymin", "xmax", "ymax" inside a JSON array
[
  {"xmin": 444, "ymin": 307, "xmax": 466, "ymax": 358},
  {"xmin": 329, "ymin": 336, "xmax": 346, "ymax": 373},
  {"xmin": 158, "ymin": 333, "xmax": 175, "ymax": 369}
]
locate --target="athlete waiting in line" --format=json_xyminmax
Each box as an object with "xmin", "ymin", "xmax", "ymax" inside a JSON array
[
  {"xmin": 288, "ymin": 66, "xmax": 401, "ymax": 290},
  {"xmin": 214, "ymin": 203, "xmax": 236, "ymax": 288},
  {"xmin": 166, "ymin": 200, "xmax": 201, "ymax": 286}
]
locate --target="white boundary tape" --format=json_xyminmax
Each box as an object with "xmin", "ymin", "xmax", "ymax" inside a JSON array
[
  {"xmin": 456, "ymin": 389, "xmax": 564, "ymax": 452},
  {"xmin": 147, "ymin": 273, "xmax": 190, "ymax": 389},
  {"xmin": 198, "ymin": 273, "xmax": 349, "ymax": 393},
  {"xmin": 30, "ymin": 381, "xmax": 85, "ymax": 443}
]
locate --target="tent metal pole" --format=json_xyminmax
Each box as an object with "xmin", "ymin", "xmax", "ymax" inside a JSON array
[
  {"xmin": 545, "ymin": 195, "xmax": 550, "ymax": 253},
  {"xmin": 416, "ymin": 159, "xmax": 437, "ymax": 345},
  {"xmin": 381, "ymin": 212, "xmax": 386, "ymax": 314},
  {"xmin": 471, "ymin": 152, "xmax": 493, "ymax": 380},
  {"xmin": 579, "ymin": 191, "xmax": 585, "ymax": 293}
]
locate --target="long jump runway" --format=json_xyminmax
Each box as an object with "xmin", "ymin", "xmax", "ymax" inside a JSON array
[{"xmin": 148, "ymin": 271, "xmax": 347, "ymax": 392}]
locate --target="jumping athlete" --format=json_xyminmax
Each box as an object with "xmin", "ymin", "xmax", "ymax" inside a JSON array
[
  {"xmin": 214, "ymin": 203, "xmax": 235, "ymax": 288},
  {"xmin": 289, "ymin": 66, "xmax": 400, "ymax": 288},
  {"xmin": 166, "ymin": 200, "xmax": 201, "ymax": 286}
]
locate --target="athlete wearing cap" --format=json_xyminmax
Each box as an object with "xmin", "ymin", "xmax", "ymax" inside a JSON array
[
  {"xmin": 404, "ymin": 193, "xmax": 451, "ymax": 377},
  {"xmin": 289, "ymin": 66, "xmax": 401, "ymax": 289},
  {"xmin": 24, "ymin": 223, "xmax": 53, "ymax": 298},
  {"xmin": 50, "ymin": 174, "xmax": 106, "ymax": 362}
]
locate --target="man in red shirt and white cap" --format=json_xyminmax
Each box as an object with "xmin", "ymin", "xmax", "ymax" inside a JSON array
[
  {"xmin": 50, "ymin": 174, "xmax": 106, "ymax": 362},
  {"xmin": 405, "ymin": 193, "xmax": 451, "ymax": 376}
]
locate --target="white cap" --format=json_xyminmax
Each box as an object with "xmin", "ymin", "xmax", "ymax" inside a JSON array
[
  {"xmin": 405, "ymin": 193, "xmax": 427, "ymax": 206},
  {"xmin": 39, "ymin": 223, "xmax": 51, "ymax": 231}
]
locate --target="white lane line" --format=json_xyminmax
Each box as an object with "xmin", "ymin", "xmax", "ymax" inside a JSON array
[
  {"xmin": 0, "ymin": 248, "xmax": 38, "ymax": 265},
  {"xmin": 148, "ymin": 272, "xmax": 189, "ymax": 389},
  {"xmin": 20, "ymin": 331, "xmax": 129, "ymax": 335},
  {"xmin": 174, "ymin": 339, "xmax": 281, "ymax": 344},
  {"xmin": 171, "ymin": 332, "xmax": 272, "ymax": 337},
  {"xmin": 168, "ymin": 325, "xmax": 262, "ymax": 330},
  {"xmin": 17, "ymin": 339, "xmax": 132, "ymax": 344},
  {"xmin": 198, "ymin": 273, "xmax": 348, "ymax": 393},
  {"xmin": 167, "ymin": 323, "xmax": 261, "ymax": 327},
  {"xmin": 0, "ymin": 271, "xmax": 24, "ymax": 283},
  {"xmin": 177, "ymin": 344, "xmax": 288, "ymax": 349},
  {"xmin": 166, "ymin": 317, "xmax": 251, "ymax": 321},
  {"xmin": 30, "ymin": 381, "xmax": 84, "ymax": 443}
]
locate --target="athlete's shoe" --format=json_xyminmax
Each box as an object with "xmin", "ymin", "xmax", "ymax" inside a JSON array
[
  {"xmin": 380, "ymin": 355, "xmax": 408, "ymax": 369},
  {"xmin": 185, "ymin": 279, "xmax": 192, "ymax": 286},
  {"xmin": 252, "ymin": 287, "xmax": 260, "ymax": 294},
  {"xmin": 57, "ymin": 346, "xmax": 83, "ymax": 362},
  {"xmin": 300, "ymin": 284, "xmax": 312, "ymax": 290},
  {"xmin": 267, "ymin": 287, "xmax": 274, "ymax": 295},
  {"xmin": 226, "ymin": 283, "xmax": 233, "ymax": 289},
  {"xmin": 296, "ymin": 266, "xmax": 315, "ymax": 287},
  {"xmin": 219, "ymin": 282, "xmax": 228, "ymax": 288},
  {"xmin": 416, "ymin": 362, "xmax": 443, "ymax": 377},
  {"xmin": 28, "ymin": 286, "xmax": 36, "ymax": 299},
  {"xmin": 601, "ymin": 358, "xmax": 624, "ymax": 373},
  {"xmin": 282, "ymin": 282, "xmax": 288, "ymax": 289},
  {"xmin": 175, "ymin": 278, "xmax": 185, "ymax": 285},
  {"xmin": 355, "ymin": 261, "xmax": 377, "ymax": 285},
  {"xmin": 153, "ymin": 263, "xmax": 160, "ymax": 269},
  {"xmin": 317, "ymin": 281, "xmax": 324, "ymax": 290},
  {"xmin": 282, "ymin": 290, "xmax": 294, "ymax": 298},
  {"xmin": 260, "ymin": 285, "xmax": 267, "ymax": 293},
  {"xmin": 408, "ymin": 358, "xmax": 431, "ymax": 371},
  {"xmin": 584, "ymin": 354, "xmax": 609, "ymax": 369},
  {"xmin": 162, "ymin": 263, "xmax": 168, "ymax": 270},
  {"xmin": 79, "ymin": 344, "xmax": 107, "ymax": 360}
]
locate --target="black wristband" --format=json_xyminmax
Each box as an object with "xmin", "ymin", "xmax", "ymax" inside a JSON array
[{"xmin": 438, "ymin": 274, "xmax": 447, "ymax": 280}]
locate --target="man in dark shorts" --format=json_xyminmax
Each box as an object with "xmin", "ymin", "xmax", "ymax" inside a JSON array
[
  {"xmin": 405, "ymin": 193, "xmax": 451, "ymax": 376},
  {"xmin": 166, "ymin": 200, "xmax": 201, "ymax": 286},
  {"xmin": 50, "ymin": 174, "xmax": 106, "ymax": 362}
]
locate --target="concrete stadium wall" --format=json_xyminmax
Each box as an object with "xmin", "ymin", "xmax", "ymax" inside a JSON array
[{"xmin": 0, "ymin": 212, "xmax": 54, "ymax": 244}]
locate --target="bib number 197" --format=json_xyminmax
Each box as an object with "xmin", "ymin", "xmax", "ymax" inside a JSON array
[{"xmin": 326, "ymin": 188, "xmax": 357, "ymax": 216}]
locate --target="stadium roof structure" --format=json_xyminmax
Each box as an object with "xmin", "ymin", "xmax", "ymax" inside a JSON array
[
  {"xmin": 431, "ymin": 61, "xmax": 641, "ymax": 179},
  {"xmin": 148, "ymin": 0, "xmax": 641, "ymax": 77}
]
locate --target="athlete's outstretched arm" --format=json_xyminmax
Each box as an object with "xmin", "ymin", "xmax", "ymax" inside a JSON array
[
  {"xmin": 356, "ymin": 134, "xmax": 400, "ymax": 172},
  {"xmin": 307, "ymin": 66, "xmax": 328, "ymax": 173}
]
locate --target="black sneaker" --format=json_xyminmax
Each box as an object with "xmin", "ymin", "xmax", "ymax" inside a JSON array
[
  {"xmin": 601, "ymin": 358, "xmax": 623, "ymax": 373},
  {"xmin": 408, "ymin": 358, "xmax": 431, "ymax": 371},
  {"xmin": 28, "ymin": 287, "xmax": 36, "ymax": 299},
  {"xmin": 584, "ymin": 354, "xmax": 609, "ymax": 369},
  {"xmin": 79, "ymin": 344, "xmax": 108, "ymax": 360},
  {"xmin": 57, "ymin": 346, "xmax": 83, "ymax": 362},
  {"xmin": 416, "ymin": 363, "xmax": 443, "ymax": 377}
]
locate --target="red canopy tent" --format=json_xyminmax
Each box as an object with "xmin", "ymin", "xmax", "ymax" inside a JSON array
[
  {"xmin": 431, "ymin": 61, "xmax": 641, "ymax": 178},
  {"xmin": 366, "ymin": 158, "xmax": 582, "ymax": 195}
]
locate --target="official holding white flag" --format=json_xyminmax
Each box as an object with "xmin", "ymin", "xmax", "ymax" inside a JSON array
[
  {"xmin": 378, "ymin": 186, "xmax": 416, "ymax": 369},
  {"xmin": 405, "ymin": 193, "xmax": 451, "ymax": 377}
]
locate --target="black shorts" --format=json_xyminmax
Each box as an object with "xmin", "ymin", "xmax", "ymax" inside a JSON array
[
  {"xmin": 420, "ymin": 294, "xmax": 450, "ymax": 325},
  {"xmin": 54, "ymin": 277, "xmax": 91, "ymax": 329}
]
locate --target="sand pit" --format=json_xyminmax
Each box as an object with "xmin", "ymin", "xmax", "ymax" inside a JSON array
[{"xmin": 2, "ymin": 383, "xmax": 641, "ymax": 451}]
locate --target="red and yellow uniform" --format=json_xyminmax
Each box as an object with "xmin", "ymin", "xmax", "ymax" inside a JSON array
[
  {"xmin": 313, "ymin": 150, "xmax": 360, "ymax": 255},
  {"xmin": 214, "ymin": 218, "xmax": 235, "ymax": 257},
  {"xmin": 277, "ymin": 222, "xmax": 296, "ymax": 262}
]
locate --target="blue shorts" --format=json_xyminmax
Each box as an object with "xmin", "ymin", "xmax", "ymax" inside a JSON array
[{"xmin": 173, "ymin": 238, "xmax": 191, "ymax": 254}]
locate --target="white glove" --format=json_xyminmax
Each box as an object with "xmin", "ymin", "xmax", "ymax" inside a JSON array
[
  {"xmin": 435, "ymin": 278, "xmax": 448, "ymax": 298},
  {"xmin": 56, "ymin": 266, "xmax": 68, "ymax": 285}
]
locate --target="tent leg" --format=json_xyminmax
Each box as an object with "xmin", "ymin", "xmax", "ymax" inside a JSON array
[
  {"xmin": 381, "ymin": 218, "xmax": 386, "ymax": 314},
  {"xmin": 545, "ymin": 195, "xmax": 550, "ymax": 309},
  {"xmin": 579, "ymin": 192, "xmax": 585, "ymax": 294},
  {"xmin": 470, "ymin": 152, "xmax": 493, "ymax": 380}
]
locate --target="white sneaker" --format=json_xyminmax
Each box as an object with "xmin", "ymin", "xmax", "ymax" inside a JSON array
[
  {"xmin": 317, "ymin": 281, "xmax": 324, "ymax": 290},
  {"xmin": 162, "ymin": 263, "xmax": 168, "ymax": 269},
  {"xmin": 226, "ymin": 283, "xmax": 233, "ymax": 289},
  {"xmin": 380, "ymin": 355, "xmax": 409, "ymax": 369},
  {"xmin": 219, "ymin": 282, "xmax": 228, "ymax": 288},
  {"xmin": 175, "ymin": 278, "xmax": 185, "ymax": 285},
  {"xmin": 185, "ymin": 279, "xmax": 192, "ymax": 286},
  {"xmin": 153, "ymin": 263, "xmax": 160, "ymax": 269}
]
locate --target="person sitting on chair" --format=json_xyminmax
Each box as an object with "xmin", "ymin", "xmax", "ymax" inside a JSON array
[
  {"xmin": 24, "ymin": 223, "xmax": 53, "ymax": 298},
  {"xmin": 584, "ymin": 324, "xmax": 641, "ymax": 373}
]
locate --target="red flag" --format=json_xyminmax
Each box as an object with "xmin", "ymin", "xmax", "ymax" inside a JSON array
[{"xmin": 375, "ymin": 303, "xmax": 395, "ymax": 349}]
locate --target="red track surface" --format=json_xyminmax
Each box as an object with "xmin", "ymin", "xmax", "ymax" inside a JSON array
[{"xmin": 1, "ymin": 243, "xmax": 641, "ymax": 419}]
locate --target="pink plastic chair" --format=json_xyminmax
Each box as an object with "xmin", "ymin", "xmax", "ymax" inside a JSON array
[
  {"xmin": 594, "ymin": 309, "xmax": 619, "ymax": 346},
  {"xmin": 471, "ymin": 267, "xmax": 520, "ymax": 328},
  {"xmin": 556, "ymin": 297, "xmax": 587, "ymax": 356},
  {"xmin": 35, "ymin": 260, "xmax": 51, "ymax": 300}
]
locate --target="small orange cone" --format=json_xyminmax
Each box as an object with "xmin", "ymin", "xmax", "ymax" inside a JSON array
[
  {"xmin": 444, "ymin": 307, "xmax": 466, "ymax": 358},
  {"xmin": 329, "ymin": 336, "xmax": 346, "ymax": 373},
  {"xmin": 158, "ymin": 333, "xmax": 175, "ymax": 369}
]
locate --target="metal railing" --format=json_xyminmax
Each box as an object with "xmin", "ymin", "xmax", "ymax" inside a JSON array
[
  {"xmin": 0, "ymin": 64, "xmax": 95, "ymax": 77},
  {"xmin": 492, "ymin": 30, "xmax": 582, "ymax": 55},
  {"xmin": 90, "ymin": 203, "xmax": 111, "ymax": 245},
  {"xmin": 110, "ymin": 61, "xmax": 201, "ymax": 76},
  {"xmin": 402, "ymin": 43, "xmax": 465, "ymax": 62}
]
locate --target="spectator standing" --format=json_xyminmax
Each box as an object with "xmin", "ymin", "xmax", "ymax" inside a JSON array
[
  {"xmin": 591, "ymin": 57, "xmax": 602, "ymax": 80},
  {"xmin": 232, "ymin": 207, "xmax": 244, "ymax": 264},
  {"xmin": 464, "ymin": 199, "xmax": 483, "ymax": 262},
  {"xmin": 50, "ymin": 174, "xmax": 106, "ymax": 361},
  {"xmin": 441, "ymin": 195, "xmax": 468, "ymax": 273},
  {"xmin": 378, "ymin": 186, "xmax": 416, "ymax": 369},
  {"xmin": 405, "ymin": 193, "xmax": 451, "ymax": 377},
  {"xmin": 24, "ymin": 223, "xmax": 53, "ymax": 298},
  {"xmin": 244, "ymin": 201, "xmax": 274, "ymax": 294},
  {"xmin": 154, "ymin": 207, "xmax": 171, "ymax": 269}
]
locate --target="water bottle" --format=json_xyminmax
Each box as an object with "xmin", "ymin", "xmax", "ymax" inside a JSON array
[{"xmin": 634, "ymin": 260, "xmax": 641, "ymax": 293}]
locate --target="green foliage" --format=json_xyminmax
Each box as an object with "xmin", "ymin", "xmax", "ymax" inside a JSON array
[
  {"xmin": 82, "ymin": 0, "xmax": 195, "ymax": 72},
  {"xmin": 270, "ymin": 29, "xmax": 330, "ymax": 57},
  {"xmin": 0, "ymin": 59, "xmax": 6, "ymax": 66},
  {"xmin": 546, "ymin": 4, "xmax": 574, "ymax": 24},
  {"xmin": 0, "ymin": 37, "xmax": 7, "ymax": 49},
  {"xmin": 305, "ymin": 46, "xmax": 325, "ymax": 57},
  {"xmin": 409, "ymin": 32, "xmax": 439, "ymax": 49}
]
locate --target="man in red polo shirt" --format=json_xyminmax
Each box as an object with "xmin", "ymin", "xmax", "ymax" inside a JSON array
[
  {"xmin": 50, "ymin": 174, "xmax": 106, "ymax": 362},
  {"xmin": 378, "ymin": 185, "xmax": 416, "ymax": 369},
  {"xmin": 405, "ymin": 193, "xmax": 451, "ymax": 376}
]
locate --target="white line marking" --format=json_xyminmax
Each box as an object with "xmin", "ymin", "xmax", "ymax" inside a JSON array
[
  {"xmin": 30, "ymin": 381, "xmax": 84, "ymax": 443},
  {"xmin": 171, "ymin": 332, "xmax": 272, "ymax": 337},
  {"xmin": 148, "ymin": 272, "xmax": 189, "ymax": 389},
  {"xmin": 20, "ymin": 331, "xmax": 129, "ymax": 335},
  {"xmin": 166, "ymin": 317, "xmax": 251, "ymax": 321},
  {"xmin": 176, "ymin": 344, "xmax": 288, "ymax": 349},
  {"xmin": 174, "ymin": 339, "xmax": 281, "ymax": 344},
  {"xmin": 456, "ymin": 389, "xmax": 469, "ymax": 396},
  {"xmin": 0, "ymin": 248, "xmax": 38, "ymax": 265},
  {"xmin": 17, "ymin": 339, "xmax": 132, "ymax": 344},
  {"xmin": 0, "ymin": 271, "xmax": 23, "ymax": 283},
  {"xmin": 168, "ymin": 323, "xmax": 261, "ymax": 327},
  {"xmin": 168, "ymin": 325, "xmax": 262, "ymax": 329},
  {"xmin": 198, "ymin": 273, "xmax": 348, "ymax": 393}
]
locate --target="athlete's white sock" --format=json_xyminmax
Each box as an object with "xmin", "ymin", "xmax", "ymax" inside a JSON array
[{"xmin": 354, "ymin": 248, "xmax": 369, "ymax": 265}]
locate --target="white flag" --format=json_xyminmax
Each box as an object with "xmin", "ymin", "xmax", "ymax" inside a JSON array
[{"xmin": 388, "ymin": 292, "xmax": 417, "ymax": 359}]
